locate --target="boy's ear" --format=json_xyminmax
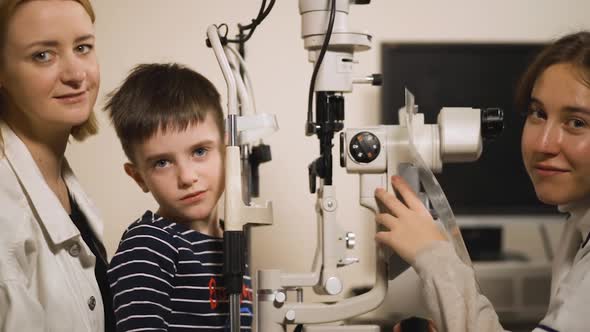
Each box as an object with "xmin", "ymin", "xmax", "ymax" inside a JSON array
[{"xmin": 124, "ymin": 162, "xmax": 149, "ymax": 193}]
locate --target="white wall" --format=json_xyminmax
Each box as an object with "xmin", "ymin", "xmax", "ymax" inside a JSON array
[{"xmin": 67, "ymin": 0, "xmax": 589, "ymax": 298}]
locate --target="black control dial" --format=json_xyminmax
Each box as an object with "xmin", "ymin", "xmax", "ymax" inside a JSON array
[
  {"xmin": 349, "ymin": 131, "xmax": 381, "ymax": 163},
  {"xmin": 481, "ymin": 107, "xmax": 504, "ymax": 140}
]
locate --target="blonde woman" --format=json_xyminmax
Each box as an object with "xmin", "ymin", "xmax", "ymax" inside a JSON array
[{"xmin": 0, "ymin": 1, "xmax": 113, "ymax": 330}]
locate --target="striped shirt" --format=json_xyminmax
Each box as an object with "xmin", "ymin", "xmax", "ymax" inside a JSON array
[{"xmin": 108, "ymin": 211, "xmax": 253, "ymax": 331}]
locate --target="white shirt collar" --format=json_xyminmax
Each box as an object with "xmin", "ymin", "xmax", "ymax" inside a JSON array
[
  {"xmin": 1, "ymin": 120, "xmax": 103, "ymax": 246},
  {"xmin": 558, "ymin": 197, "xmax": 590, "ymax": 244}
]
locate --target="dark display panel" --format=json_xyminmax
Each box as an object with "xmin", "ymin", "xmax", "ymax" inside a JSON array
[{"xmin": 381, "ymin": 43, "xmax": 556, "ymax": 214}]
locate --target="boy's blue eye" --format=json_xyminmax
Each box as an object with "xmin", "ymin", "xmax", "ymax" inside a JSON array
[
  {"xmin": 194, "ymin": 147, "xmax": 208, "ymax": 157},
  {"xmin": 154, "ymin": 160, "xmax": 170, "ymax": 168}
]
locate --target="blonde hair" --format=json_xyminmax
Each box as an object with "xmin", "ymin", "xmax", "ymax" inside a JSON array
[{"xmin": 0, "ymin": 0, "xmax": 98, "ymax": 151}]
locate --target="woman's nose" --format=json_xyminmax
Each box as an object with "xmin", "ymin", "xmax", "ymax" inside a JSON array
[
  {"xmin": 60, "ymin": 56, "xmax": 86, "ymax": 87},
  {"xmin": 535, "ymin": 122, "xmax": 562, "ymax": 155}
]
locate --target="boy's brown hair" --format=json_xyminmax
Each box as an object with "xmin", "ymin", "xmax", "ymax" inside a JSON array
[{"xmin": 103, "ymin": 63, "xmax": 225, "ymax": 162}]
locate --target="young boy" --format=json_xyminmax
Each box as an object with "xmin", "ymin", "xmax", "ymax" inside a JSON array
[{"xmin": 105, "ymin": 63, "xmax": 252, "ymax": 331}]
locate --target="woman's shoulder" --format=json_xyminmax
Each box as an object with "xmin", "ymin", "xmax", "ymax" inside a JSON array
[
  {"xmin": 0, "ymin": 156, "xmax": 26, "ymax": 205},
  {"xmin": 0, "ymin": 162, "xmax": 38, "ymax": 284},
  {"xmin": 0, "ymin": 158, "xmax": 31, "ymax": 236}
]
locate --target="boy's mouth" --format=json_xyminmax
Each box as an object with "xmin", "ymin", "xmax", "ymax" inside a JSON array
[{"xmin": 180, "ymin": 190, "xmax": 206, "ymax": 202}]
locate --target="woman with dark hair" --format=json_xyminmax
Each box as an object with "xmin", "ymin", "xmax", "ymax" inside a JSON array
[
  {"xmin": 377, "ymin": 31, "xmax": 590, "ymax": 332},
  {"xmin": 0, "ymin": 1, "xmax": 114, "ymax": 331}
]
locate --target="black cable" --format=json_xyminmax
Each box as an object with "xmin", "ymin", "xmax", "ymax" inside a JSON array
[
  {"xmin": 239, "ymin": 0, "xmax": 275, "ymax": 43},
  {"xmin": 306, "ymin": 0, "xmax": 337, "ymax": 135},
  {"xmin": 258, "ymin": 0, "xmax": 275, "ymax": 24},
  {"xmin": 227, "ymin": 0, "xmax": 276, "ymax": 44},
  {"xmin": 215, "ymin": 23, "xmax": 229, "ymax": 39},
  {"xmin": 240, "ymin": 0, "xmax": 266, "ymax": 30}
]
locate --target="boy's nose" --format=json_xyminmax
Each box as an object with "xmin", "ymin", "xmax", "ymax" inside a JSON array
[{"xmin": 178, "ymin": 165, "xmax": 198, "ymax": 187}]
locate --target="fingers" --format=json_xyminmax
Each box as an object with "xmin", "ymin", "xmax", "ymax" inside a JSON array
[
  {"xmin": 375, "ymin": 175, "xmax": 428, "ymax": 216},
  {"xmin": 375, "ymin": 212, "xmax": 397, "ymax": 248},
  {"xmin": 390, "ymin": 176, "xmax": 430, "ymax": 214},
  {"xmin": 428, "ymin": 321, "xmax": 438, "ymax": 332},
  {"xmin": 375, "ymin": 213, "xmax": 397, "ymax": 230},
  {"xmin": 375, "ymin": 213, "xmax": 396, "ymax": 247},
  {"xmin": 393, "ymin": 323, "xmax": 402, "ymax": 332},
  {"xmin": 374, "ymin": 231, "xmax": 392, "ymax": 247},
  {"xmin": 375, "ymin": 187, "xmax": 407, "ymax": 216}
]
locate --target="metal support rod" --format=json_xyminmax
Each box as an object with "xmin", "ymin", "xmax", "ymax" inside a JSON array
[
  {"xmin": 228, "ymin": 114, "xmax": 238, "ymax": 146},
  {"xmin": 230, "ymin": 293, "xmax": 241, "ymax": 332}
]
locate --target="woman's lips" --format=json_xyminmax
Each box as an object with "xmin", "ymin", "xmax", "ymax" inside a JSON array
[
  {"xmin": 54, "ymin": 91, "xmax": 87, "ymax": 104},
  {"xmin": 533, "ymin": 165, "xmax": 568, "ymax": 177}
]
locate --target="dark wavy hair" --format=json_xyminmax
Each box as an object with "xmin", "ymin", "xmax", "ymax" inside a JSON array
[
  {"xmin": 516, "ymin": 31, "xmax": 590, "ymax": 113},
  {"xmin": 103, "ymin": 63, "xmax": 225, "ymax": 162}
]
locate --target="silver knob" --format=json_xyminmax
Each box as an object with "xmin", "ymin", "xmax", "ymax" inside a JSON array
[
  {"xmin": 274, "ymin": 291, "xmax": 286, "ymax": 304},
  {"xmin": 345, "ymin": 232, "xmax": 356, "ymax": 249},
  {"xmin": 285, "ymin": 309, "xmax": 296, "ymax": 321},
  {"xmin": 325, "ymin": 277, "xmax": 343, "ymax": 295}
]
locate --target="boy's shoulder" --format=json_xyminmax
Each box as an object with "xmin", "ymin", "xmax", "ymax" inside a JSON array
[
  {"xmin": 112, "ymin": 211, "xmax": 189, "ymax": 263},
  {"xmin": 120, "ymin": 210, "xmax": 220, "ymax": 247},
  {"xmin": 122, "ymin": 210, "xmax": 181, "ymax": 240}
]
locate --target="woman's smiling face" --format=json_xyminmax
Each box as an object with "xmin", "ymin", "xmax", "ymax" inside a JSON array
[{"xmin": 521, "ymin": 63, "xmax": 590, "ymax": 205}]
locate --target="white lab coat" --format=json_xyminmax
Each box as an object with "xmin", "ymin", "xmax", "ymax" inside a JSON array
[
  {"xmin": 412, "ymin": 199, "xmax": 590, "ymax": 332},
  {"xmin": 0, "ymin": 120, "xmax": 105, "ymax": 332}
]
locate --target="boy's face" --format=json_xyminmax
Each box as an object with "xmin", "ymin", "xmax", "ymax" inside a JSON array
[{"xmin": 125, "ymin": 113, "xmax": 225, "ymax": 225}]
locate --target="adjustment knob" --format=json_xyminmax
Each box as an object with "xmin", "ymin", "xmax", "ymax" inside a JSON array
[
  {"xmin": 349, "ymin": 131, "xmax": 381, "ymax": 163},
  {"xmin": 481, "ymin": 108, "xmax": 504, "ymax": 140},
  {"xmin": 285, "ymin": 309, "xmax": 296, "ymax": 321},
  {"xmin": 325, "ymin": 277, "xmax": 343, "ymax": 295},
  {"xmin": 345, "ymin": 232, "xmax": 356, "ymax": 249},
  {"xmin": 274, "ymin": 291, "xmax": 286, "ymax": 304}
]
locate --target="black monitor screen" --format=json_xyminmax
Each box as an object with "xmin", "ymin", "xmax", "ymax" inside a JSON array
[{"xmin": 381, "ymin": 43, "xmax": 556, "ymax": 214}]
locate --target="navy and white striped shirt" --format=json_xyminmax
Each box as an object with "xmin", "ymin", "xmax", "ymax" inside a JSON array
[{"xmin": 108, "ymin": 211, "xmax": 252, "ymax": 331}]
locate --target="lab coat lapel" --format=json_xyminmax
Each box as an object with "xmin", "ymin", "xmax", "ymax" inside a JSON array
[
  {"xmin": 550, "ymin": 218, "xmax": 580, "ymax": 300},
  {"xmin": 62, "ymin": 160, "xmax": 104, "ymax": 243},
  {"xmin": 1, "ymin": 121, "xmax": 79, "ymax": 246},
  {"xmin": 550, "ymin": 200, "xmax": 590, "ymax": 300}
]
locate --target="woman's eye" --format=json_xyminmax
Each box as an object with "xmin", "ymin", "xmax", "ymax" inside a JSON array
[
  {"xmin": 32, "ymin": 51, "xmax": 53, "ymax": 63},
  {"xmin": 194, "ymin": 148, "xmax": 208, "ymax": 157},
  {"xmin": 527, "ymin": 108, "xmax": 546, "ymax": 120},
  {"xmin": 567, "ymin": 118, "xmax": 587, "ymax": 129},
  {"xmin": 154, "ymin": 160, "xmax": 170, "ymax": 168},
  {"xmin": 76, "ymin": 44, "xmax": 93, "ymax": 54}
]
